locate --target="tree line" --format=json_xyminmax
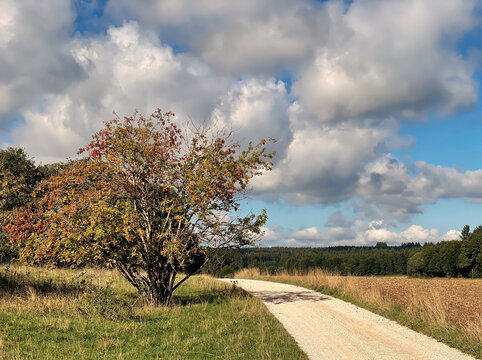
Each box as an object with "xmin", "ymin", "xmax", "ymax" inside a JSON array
[
  {"xmin": 203, "ymin": 244, "xmax": 419, "ymax": 277},
  {"xmin": 0, "ymin": 147, "xmax": 65, "ymax": 263},
  {"xmin": 407, "ymin": 225, "xmax": 481, "ymax": 278},
  {"xmin": 204, "ymin": 230, "xmax": 481, "ymax": 278}
]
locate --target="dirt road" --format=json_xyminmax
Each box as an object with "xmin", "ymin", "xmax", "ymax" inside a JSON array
[{"xmin": 221, "ymin": 279, "xmax": 476, "ymax": 360}]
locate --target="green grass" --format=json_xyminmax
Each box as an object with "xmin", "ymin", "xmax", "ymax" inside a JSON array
[{"xmin": 0, "ymin": 265, "xmax": 307, "ymax": 360}]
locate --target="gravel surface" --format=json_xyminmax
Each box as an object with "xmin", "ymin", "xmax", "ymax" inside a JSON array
[{"xmin": 221, "ymin": 279, "xmax": 477, "ymax": 360}]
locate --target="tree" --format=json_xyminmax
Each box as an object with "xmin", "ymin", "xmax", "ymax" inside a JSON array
[
  {"xmin": 0, "ymin": 148, "xmax": 43, "ymax": 263},
  {"xmin": 407, "ymin": 251, "xmax": 425, "ymax": 277},
  {"xmin": 458, "ymin": 229, "xmax": 482, "ymax": 278},
  {"xmin": 0, "ymin": 147, "xmax": 42, "ymax": 212},
  {"xmin": 460, "ymin": 224, "xmax": 470, "ymax": 241},
  {"xmin": 7, "ymin": 110, "xmax": 274, "ymax": 305}
]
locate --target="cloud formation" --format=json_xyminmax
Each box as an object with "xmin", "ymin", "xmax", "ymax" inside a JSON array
[
  {"xmin": 11, "ymin": 22, "xmax": 230, "ymax": 162},
  {"xmin": 278, "ymin": 221, "xmax": 460, "ymax": 247},
  {"xmin": 0, "ymin": 1, "xmax": 83, "ymax": 124},
  {"xmin": 357, "ymin": 156, "xmax": 482, "ymax": 221},
  {"xmin": 293, "ymin": 0, "xmax": 478, "ymax": 122},
  {"xmin": 1, "ymin": 0, "xmax": 481, "ymax": 244}
]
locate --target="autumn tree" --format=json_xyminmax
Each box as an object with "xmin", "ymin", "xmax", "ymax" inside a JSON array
[
  {"xmin": 7, "ymin": 110, "xmax": 273, "ymax": 305},
  {"xmin": 0, "ymin": 147, "xmax": 45, "ymax": 262}
]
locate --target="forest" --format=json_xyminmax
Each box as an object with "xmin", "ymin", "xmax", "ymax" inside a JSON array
[{"xmin": 204, "ymin": 229, "xmax": 482, "ymax": 279}]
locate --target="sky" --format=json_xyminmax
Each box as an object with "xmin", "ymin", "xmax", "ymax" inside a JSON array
[{"xmin": 1, "ymin": 0, "xmax": 482, "ymax": 247}]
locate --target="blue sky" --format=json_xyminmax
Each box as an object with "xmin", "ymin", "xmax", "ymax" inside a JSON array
[{"xmin": 1, "ymin": 0, "xmax": 482, "ymax": 246}]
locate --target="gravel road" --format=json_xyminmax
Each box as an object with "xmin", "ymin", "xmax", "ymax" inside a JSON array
[{"xmin": 221, "ymin": 279, "xmax": 476, "ymax": 360}]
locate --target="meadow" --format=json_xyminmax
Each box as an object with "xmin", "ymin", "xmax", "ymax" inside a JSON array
[
  {"xmin": 235, "ymin": 268, "xmax": 482, "ymax": 359},
  {"xmin": 0, "ymin": 265, "xmax": 307, "ymax": 360}
]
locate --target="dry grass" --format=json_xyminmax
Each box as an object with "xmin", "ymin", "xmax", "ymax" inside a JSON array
[
  {"xmin": 0, "ymin": 264, "xmax": 307, "ymax": 359},
  {"xmin": 0, "ymin": 265, "xmax": 131, "ymax": 316},
  {"xmin": 236, "ymin": 268, "xmax": 482, "ymax": 358}
]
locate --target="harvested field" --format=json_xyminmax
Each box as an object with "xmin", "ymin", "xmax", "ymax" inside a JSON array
[
  {"xmin": 224, "ymin": 279, "xmax": 477, "ymax": 360},
  {"xmin": 235, "ymin": 269, "xmax": 482, "ymax": 327},
  {"xmin": 235, "ymin": 268, "xmax": 482, "ymax": 358},
  {"xmin": 338, "ymin": 276, "xmax": 482, "ymax": 327}
]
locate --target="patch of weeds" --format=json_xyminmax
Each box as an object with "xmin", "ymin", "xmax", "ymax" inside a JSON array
[{"xmin": 76, "ymin": 286, "xmax": 138, "ymax": 321}]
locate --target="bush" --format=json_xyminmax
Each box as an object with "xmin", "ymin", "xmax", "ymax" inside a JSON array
[{"xmin": 76, "ymin": 286, "xmax": 136, "ymax": 321}]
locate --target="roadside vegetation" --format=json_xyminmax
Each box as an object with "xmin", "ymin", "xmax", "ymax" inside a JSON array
[
  {"xmin": 235, "ymin": 268, "xmax": 482, "ymax": 359},
  {"xmin": 0, "ymin": 265, "xmax": 307, "ymax": 360}
]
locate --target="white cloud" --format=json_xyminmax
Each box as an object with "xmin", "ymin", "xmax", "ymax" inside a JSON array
[
  {"xmin": 293, "ymin": 0, "xmax": 478, "ymax": 122},
  {"xmin": 0, "ymin": 1, "xmax": 16, "ymax": 48},
  {"xmin": 192, "ymin": 7, "xmax": 320, "ymax": 74},
  {"xmin": 292, "ymin": 226, "xmax": 324, "ymax": 240},
  {"xmin": 0, "ymin": 0, "xmax": 83, "ymax": 122},
  {"xmin": 355, "ymin": 156, "xmax": 482, "ymax": 221},
  {"xmin": 287, "ymin": 221, "xmax": 457, "ymax": 247},
  {"xmin": 254, "ymin": 119, "xmax": 395, "ymax": 204},
  {"xmin": 444, "ymin": 229, "xmax": 461, "ymax": 240},
  {"xmin": 400, "ymin": 225, "xmax": 441, "ymax": 243},
  {"xmin": 12, "ymin": 96, "xmax": 85, "ymax": 164},
  {"xmin": 283, "ymin": 238, "xmax": 308, "ymax": 247},
  {"xmin": 2, "ymin": 0, "xmax": 482, "ymax": 238},
  {"xmin": 260, "ymin": 227, "xmax": 278, "ymax": 242},
  {"xmin": 106, "ymin": 0, "xmax": 322, "ymax": 74},
  {"xmin": 210, "ymin": 78, "xmax": 292, "ymax": 159},
  {"xmin": 12, "ymin": 22, "xmax": 231, "ymax": 162}
]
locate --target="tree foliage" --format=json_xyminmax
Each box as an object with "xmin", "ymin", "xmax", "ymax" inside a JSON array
[
  {"xmin": 205, "ymin": 244, "xmax": 421, "ymax": 277},
  {"xmin": 7, "ymin": 110, "xmax": 273, "ymax": 305},
  {"xmin": 205, "ymin": 227, "xmax": 482, "ymax": 279},
  {"xmin": 0, "ymin": 148, "xmax": 42, "ymax": 213},
  {"xmin": 405, "ymin": 224, "xmax": 482, "ymax": 278},
  {"xmin": 460, "ymin": 224, "xmax": 470, "ymax": 241},
  {"xmin": 458, "ymin": 226, "xmax": 482, "ymax": 277},
  {"xmin": 0, "ymin": 148, "xmax": 45, "ymax": 263}
]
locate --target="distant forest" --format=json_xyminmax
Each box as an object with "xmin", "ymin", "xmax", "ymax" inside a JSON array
[{"xmin": 204, "ymin": 225, "xmax": 482, "ymax": 278}]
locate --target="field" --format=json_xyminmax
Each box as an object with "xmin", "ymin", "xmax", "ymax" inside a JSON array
[
  {"xmin": 0, "ymin": 265, "xmax": 307, "ymax": 360},
  {"xmin": 235, "ymin": 268, "xmax": 482, "ymax": 359}
]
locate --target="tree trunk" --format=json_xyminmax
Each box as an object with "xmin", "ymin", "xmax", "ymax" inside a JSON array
[
  {"xmin": 117, "ymin": 259, "xmax": 206, "ymax": 306},
  {"xmin": 146, "ymin": 267, "xmax": 176, "ymax": 306}
]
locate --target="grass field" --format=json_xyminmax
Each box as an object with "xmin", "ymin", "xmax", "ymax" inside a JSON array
[
  {"xmin": 235, "ymin": 268, "xmax": 482, "ymax": 359},
  {"xmin": 0, "ymin": 265, "xmax": 307, "ymax": 360}
]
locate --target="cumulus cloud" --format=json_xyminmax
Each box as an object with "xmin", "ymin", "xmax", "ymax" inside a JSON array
[
  {"xmin": 11, "ymin": 22, "xmax": 230, "ymax": 162},
  {"xmin": 293, "ymin": 0, "xmax": 478, "ymax": 122},
  {"xmin": 11, "ymin": 22, "xmax": 295, "ymax": 164},
  {"xmin": 292, "ymin": 226, "xmax": 324, "ymax": 240},
  {"xmin": 444, "ymin": 229, "xmax": 461, "ymax": 240},
  {"xmin": 356, "ymin": 155, "xmax": 482, "ymax": 220},
  {"xmin": 0, "ymin": 0, "xmax": 83, "ymax": 123},
  {"xmin": 253, "ymin": 119, "xmax": 395, "ymax": 204},
  {"xmin": 286, "ymin": 221, "xmax": 461, "ymax": 247},
  {"xmin": 2, "ymin": 0, "xmax": 482, "ymax": 244},
  {"xmin": 260, "ymin": 227, "xmax": 278, "ymax": 242},
  {"xmin": 106, "ymin": 0, "xmax": 323, "ymax": 75},
  {"xmin": 209, "ymin": 78, "xmax": 292, "ymax": 159}
]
